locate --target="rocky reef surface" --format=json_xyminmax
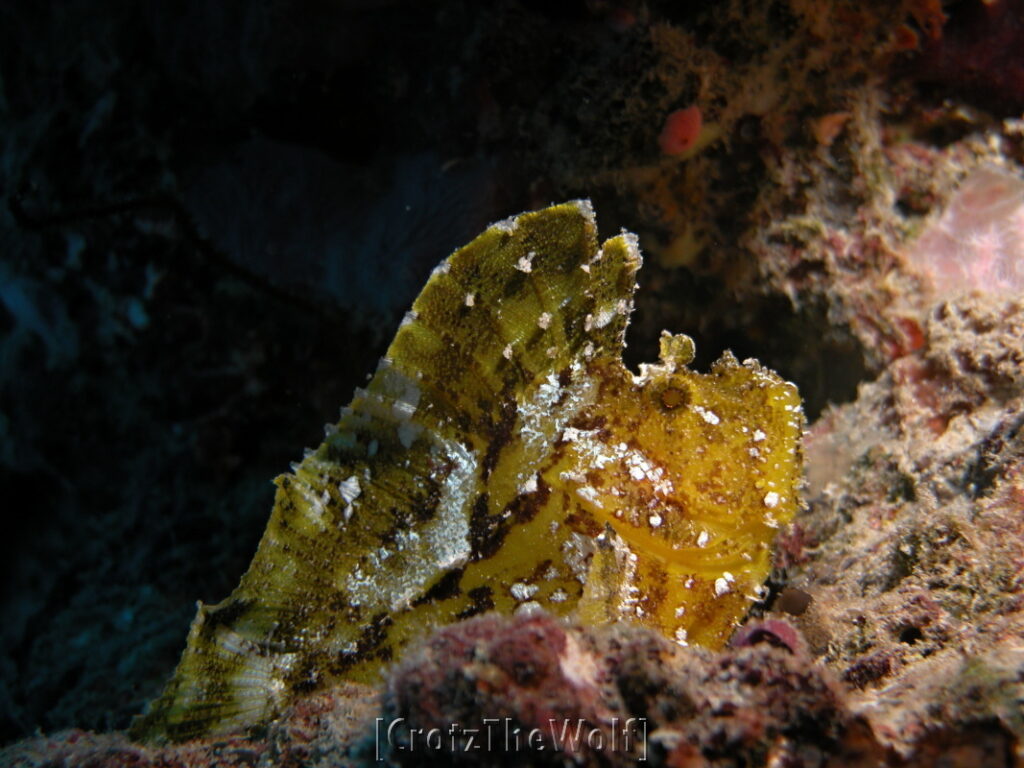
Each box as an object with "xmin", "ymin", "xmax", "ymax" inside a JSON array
[{"xmin": 2, "ymin": 612, "xmax": 1018, "ymax": 766}]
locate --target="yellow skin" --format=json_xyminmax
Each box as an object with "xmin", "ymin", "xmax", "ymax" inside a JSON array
[{"xmin": 132, "ymin": 201, "xmax": 803, "ymax": 743}]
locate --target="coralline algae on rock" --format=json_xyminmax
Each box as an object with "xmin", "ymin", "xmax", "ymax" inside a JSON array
[
  {"xmin": 383, "ymin": 613, "xmax": 857, "ymax": 768},
  {"xmin": 131, "ymin": 201, "xmax": 803, "ymax": 742}
]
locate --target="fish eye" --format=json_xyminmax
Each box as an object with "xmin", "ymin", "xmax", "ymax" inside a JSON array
[{"xmin": 659, "ymin": 384, "xmax": 690, "ymax": 411}]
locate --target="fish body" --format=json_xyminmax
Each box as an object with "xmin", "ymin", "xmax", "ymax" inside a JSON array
[{"xmin": 132, "ymin": 201, "xmax": 802, "ymax": 742}]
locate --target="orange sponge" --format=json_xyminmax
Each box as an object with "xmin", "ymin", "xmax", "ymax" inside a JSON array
[{"xmin": 658, "ymin": 105, "xmax": 703, "ymax": 156}]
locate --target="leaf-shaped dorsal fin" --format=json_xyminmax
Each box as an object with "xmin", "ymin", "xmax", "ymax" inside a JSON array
[{"xmin": 377, "ymin": 199, "xmax": 640, "ymax": 444}]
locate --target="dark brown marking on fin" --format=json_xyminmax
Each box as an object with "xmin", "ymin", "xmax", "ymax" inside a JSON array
[
  {"xmin": 456, "ymin": 586, "xmax": 495, "ymax": 620},
  {"xmin": 413, "ymin": 568, "xmax": 464, "ymax": 606}
]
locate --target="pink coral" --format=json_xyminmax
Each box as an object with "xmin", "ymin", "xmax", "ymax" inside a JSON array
[{"xmin": 903, "ymin": 166, "xmax": 1024, "ymax": 301}]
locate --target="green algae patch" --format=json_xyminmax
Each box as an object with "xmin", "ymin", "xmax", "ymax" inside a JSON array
[{"xmin": 132, "ymin": 201, "xmax": 803, "ymax": 743}]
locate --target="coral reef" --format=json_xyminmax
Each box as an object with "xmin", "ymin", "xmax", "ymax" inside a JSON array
[
  {"xmin": 797, "ymin": 291, "xmax": 1024, "ymax": 758},
  {"xmin": 4, "ymin": 0, "xmax": 1024, "ymax": 764},
  {"xmin": 0, "ymin": 615, "xmax": 863, "ymax": 767},
  {"xmin": 12, "ymin": 611, "xmax": 1014, "ymax": 767},
  {"xmin": 381, "ymin": 613, "xmax": 862, "ymax": 767},
  {"xmin": 4, "ymin": 613, "xmax": 1020, "ymax": 765}
]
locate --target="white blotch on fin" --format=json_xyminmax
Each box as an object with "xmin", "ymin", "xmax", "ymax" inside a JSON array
[{"xmin": 339, "ymin": 475, "xmax": 361, "ymax": 504}]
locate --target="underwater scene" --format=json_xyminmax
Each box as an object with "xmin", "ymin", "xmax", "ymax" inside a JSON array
[{"xmin": 1, "ymin": 2, "xmax": 1022, "ymax": 766}]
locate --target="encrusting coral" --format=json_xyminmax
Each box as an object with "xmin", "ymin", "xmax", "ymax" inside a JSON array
[
  {"xmin": 0, "ymin": 614, "xmax": 905, "ymax": 767},
  {"xmin": 796, "ymin": 289, "xmax": 1024, "ymax": 759},
  {"xmin": 129, "ymin": 201, "xmax": 803, "ymax": 743}
]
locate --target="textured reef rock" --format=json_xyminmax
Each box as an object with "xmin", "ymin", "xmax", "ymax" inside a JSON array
[
  {"xmin": 0, "ymin": 614, "xmax": 879, "ymax": 768},
  {"xmin": 2, "ymin": 615, "xmax": 1016, "ymax": 767},
  {"xmin": 11, "ymin": 612, "xmax": 1014, "ymax": 767},
  {"xmin": 380, "ymin": 613, "xmax": 860, "ymax": 768},
  {"xmin": 762, "ymin": 130, "xmax": 1024, "ymax": 764},
  {"xmin": 798, "ymin": 290, "xmax": 1024, "ymax": 761}
]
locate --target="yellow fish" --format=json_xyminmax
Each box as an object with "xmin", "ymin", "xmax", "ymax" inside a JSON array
[{"xmin": 132, "ymin": 201, "xmax": 803, "ymax": 742}]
